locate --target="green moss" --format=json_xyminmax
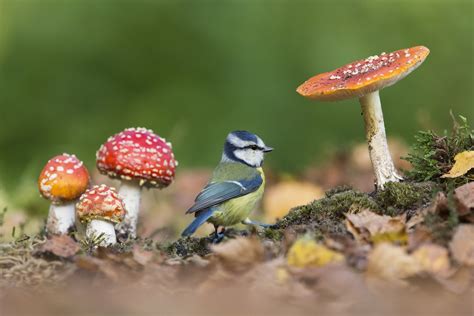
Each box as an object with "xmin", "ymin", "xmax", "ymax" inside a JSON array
[
  {"xmin": 164, "ymin": 237, "xmax": 211, "ymax": 258},
  {"xmin": 261, "ymin": 228, "xmax": 283, "ymax": 241},
  {"xmin": 270, "ymin": 188, "xmax": 378, "ymax": 237},
  {"xmin": 403, "ymin": 114, "xmax": 473, "ymax": 186},
  {"xmin": 375, "ymin": 181, "xmax": 439, "ymax": 216}
]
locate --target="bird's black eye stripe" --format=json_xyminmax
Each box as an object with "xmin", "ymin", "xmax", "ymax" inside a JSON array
[{"xmin": 245, "ymin": 145, "xmax": 262, "ymax": 150}]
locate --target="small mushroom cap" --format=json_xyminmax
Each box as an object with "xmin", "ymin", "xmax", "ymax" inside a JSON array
[
  {"xmin": 296, "ymin": 46, "xmax": 430, "ymax": 101},
  {"xmin": 96, "ymin": 127, "xmax": 177, "ymax": 188},
  {"xmin": 38, "ymin": 153, "xmax": 90, "ymax": 203},
  {"xmin": 76, "ymin": 184, "xmax": 126, "ymax": 224}
]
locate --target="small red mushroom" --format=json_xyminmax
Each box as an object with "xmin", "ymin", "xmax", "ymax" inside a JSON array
[
  {"xmin": 38, "ymin": 153, "xmax": 90, "ymax": 234},
  {"xmin": 297, "ymin": 46, "xmax": 430, "ymax": 189},
  {"xmin": 96, "ymin": 127, "xmax": 177, "ymax": 237},
  {"xmin": 76, "ymin": 184, "xmax": 126, "ymax": 246}
]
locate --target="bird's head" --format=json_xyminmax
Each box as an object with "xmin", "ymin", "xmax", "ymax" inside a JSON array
[{"xmin": 221, "ymin": 131, "xmax": 273, "ymax": 167}]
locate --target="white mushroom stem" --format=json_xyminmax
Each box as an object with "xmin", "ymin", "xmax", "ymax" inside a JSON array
[
  {"xmin": 46, "ymin": 202, "xmax": 76, "ymax": 235},
  {"xmin": 359, "ymin": 90, "xmax": 403, "ymax": 189},
  {"xmin": 86, "ymin": 219, "xmax": 117, "ymax": 246},
  {"xmin": 117, "ymin": 181, "xmax": 142, "ymax": 238}
]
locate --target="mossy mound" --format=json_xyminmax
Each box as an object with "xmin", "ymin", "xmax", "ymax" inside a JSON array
[
  {"xmin": 271, "ymin": 186, "xmax": 377, "ymax": 236},
  {"xmin": 375, "ymin": 181, "xmax": 439, "ymax": 216},
  {"xmin": 165, "ymin": 237, "xmax": 211, "ymax": 257}
]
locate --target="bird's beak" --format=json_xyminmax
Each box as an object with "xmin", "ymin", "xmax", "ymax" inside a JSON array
[{"xmin": 263, "ymin": 146, "xmax": 274, "ymax": 153}]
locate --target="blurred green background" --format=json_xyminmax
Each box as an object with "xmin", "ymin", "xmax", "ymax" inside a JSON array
[{"xmin": 0, "ymin": 0, "xmax": 472, "ymax": 204}]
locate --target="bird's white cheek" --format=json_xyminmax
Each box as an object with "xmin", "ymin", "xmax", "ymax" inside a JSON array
[{"xmin": 234, "ymin": 149, "xmax": 263, "ymax": 167}]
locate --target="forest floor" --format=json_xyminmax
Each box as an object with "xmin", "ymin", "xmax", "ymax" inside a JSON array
[{"xmin": 0, "ymin": 116, "xmax": 473, "ymax": 316}]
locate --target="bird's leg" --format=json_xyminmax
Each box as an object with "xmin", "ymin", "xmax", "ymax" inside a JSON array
[
  {"xmin": 211, "ymin": 225, "xmax": 226, "ymax": 244},
  {"xmin": 242, "ymin": 218, "xmax": 276, "ymax": 229}
]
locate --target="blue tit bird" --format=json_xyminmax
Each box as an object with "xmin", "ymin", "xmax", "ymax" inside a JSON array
[{"xmin": 182, "ymin": 130, "xmax": 273, "ymax": 242}]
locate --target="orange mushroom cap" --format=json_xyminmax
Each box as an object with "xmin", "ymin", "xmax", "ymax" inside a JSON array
[
  {"xmin": 38, "ymin": 153, "xmax": 90, "ymax": 203},
  {"xmin": 76, "ymin": 184, "xmax": 126, "ymax": 224},
  {"xmin": 296, "ymin": 46, "xmax": 430, "ymax": 101}
]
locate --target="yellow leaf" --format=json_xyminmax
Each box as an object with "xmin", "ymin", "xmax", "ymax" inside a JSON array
[
  {"xmin": 441, "ymin": 151, "xmax": 474, "ymax": 178},
  {"xmin": 287, "ymin": 237, "xmax": 344, "ymax": 268}
]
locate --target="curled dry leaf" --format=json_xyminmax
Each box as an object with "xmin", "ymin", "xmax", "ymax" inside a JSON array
[
  {"xmin": 366, "ymin": 243, "xmax": 421, "ymax": 286},
  {"xmin": 263, "ymin": 180, "xmax": 324, "ymax": 222},
  {"xmin": 441, "ymin": 151, "xmax": 474, "ymax": 178},
  {"xmin": 211, "ymin": 236, "xmax": 264, "ymax": 273},
  {"xmin": 287, "ymin": 237, "xmax": 344, "ymax": 268},
  {"xmin": 345, "ymin": 210, "xmax": 407, "ymax": 244},
  {"xmin": 412, "ymin": 243, "xmax": 451, "ymax": 278},
  {"xmin": 449, "ymin": 224, "xmax": 474, "ymax": 266},
  {"xmin": 454, "ymin": 182, "xmax": 474, "ymax": 216},
  {"xmin": 38, "ymin": 235, "xmax": 80, "ymax": 258}
]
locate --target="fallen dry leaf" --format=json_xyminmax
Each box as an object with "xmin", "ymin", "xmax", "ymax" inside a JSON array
[
  {"xmin": 211, "ymin": 236, "xmax": 264, "ymax": 272},
  {"xmin": 132, "ymin": 245, "xmax": 154, "ymax": 266},
  {"xmin": 454, "ymin": 182, "xmax": 474, "ymax": 216},
  {"xmin": 346, "ymin": 210, "xmax": 407, "ymax": 244},
  {"xmin": 263, "ymin": 180, "xmax": 324, "ymax": 222},
  {"xmin": 441, "ymin": 151, "xmax": 474, "ymax": 178},
  {"xmin": 449, "ymin": 224, "xmax": 474, "ymax": 266},
  {"xmin": 37, "ymin": 235, "xmax": 80, "ymax": 258},
  {"xmin": 412, "ymin": 243, "xmax": 451, "ymax": 277},
  {"xmin": 366, "ymin": 243, "xmax": 421, "ymax": 286},
  {"xmin": 287, "ymin": 237, "xmax": 344, "ymax": 268}
]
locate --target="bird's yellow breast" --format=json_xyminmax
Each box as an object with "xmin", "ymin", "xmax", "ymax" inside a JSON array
[{"xmin": 209, "ymin": 168, "xmax": 265, "ymax": 227}]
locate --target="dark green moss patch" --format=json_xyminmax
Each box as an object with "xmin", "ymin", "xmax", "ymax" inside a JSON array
[
  {"xmin": 375, "ymin": 181, "xmax": 439, "ymax": 216},
  {"xmin": 165, "ymin": 237, "xmax": 211, "ymax": 258}
]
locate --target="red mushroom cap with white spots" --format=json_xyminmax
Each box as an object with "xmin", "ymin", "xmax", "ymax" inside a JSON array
[
  {"xmin": 96, "ymin": 127, "xmax": 177, "ymax": 188},
  {"xmin": 76, "ymin": 184, "xmax": 126, "ymax": 224},
  {"xmin": 38, "ymin": 153, "xmax": 90, "ymax": 203},
  {"xmin": 297, "ymin": 46, "xmax": 430, "ymax": 101}
]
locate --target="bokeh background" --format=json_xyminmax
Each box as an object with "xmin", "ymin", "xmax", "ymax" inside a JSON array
[{"xmin": 0, "ymin": 0, "xmax": 472, "ymax": 235}]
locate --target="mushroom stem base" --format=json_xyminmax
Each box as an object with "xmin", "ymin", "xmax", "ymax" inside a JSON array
[
  {"xmin": 117, "ymin": 182, "xmax": 142, "ymax": 238},
  {"xmin": 46, "ymin": 202, "xmax": 76, "ymax": 235},
  {"xmin": 359, "ymin": 91, "xmax": 403, "ymax": 189},
  {"xmin": 86, "ymin": 219, "xmax": 117, "ymax": 246}
]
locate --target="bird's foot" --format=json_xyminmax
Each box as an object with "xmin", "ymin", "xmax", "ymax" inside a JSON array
[{"xmin": 210, "ymin": 226, "xmax": 226, "ymax": 244}]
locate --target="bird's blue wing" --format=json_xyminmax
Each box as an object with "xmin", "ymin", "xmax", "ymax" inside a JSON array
[{"xmin": 186, "ymin": 175, "xmax": 263, "ymax": 214}]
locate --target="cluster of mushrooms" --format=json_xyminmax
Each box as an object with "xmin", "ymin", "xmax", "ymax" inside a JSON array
[
  {"xmin": 38, "ymin": 127, "xmax": 177, "ymax": 246},
  {"xmin": 37, "ymin": 45, "xmax": 430, "ymax": 247}
]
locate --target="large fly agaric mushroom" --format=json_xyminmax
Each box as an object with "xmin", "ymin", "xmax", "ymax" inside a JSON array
[
  {"xmin": 76, "ymin": 184, "xmax": 126, "ymax": 246},
  {"xmin": 38, "ymin": 153, "xmax": 90, "ymax": 234},
  {"xmin": 96, "ymin": 127, "xmax": 177, "ymax": 238},
  {"xmin": 297, "ymin": 46, "xmax": 429, "ymax": 189}
]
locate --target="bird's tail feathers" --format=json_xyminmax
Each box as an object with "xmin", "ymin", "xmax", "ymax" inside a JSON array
[{"xmin": 181, "ymin": 208, "xmax": 214, "ymax": 237}]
